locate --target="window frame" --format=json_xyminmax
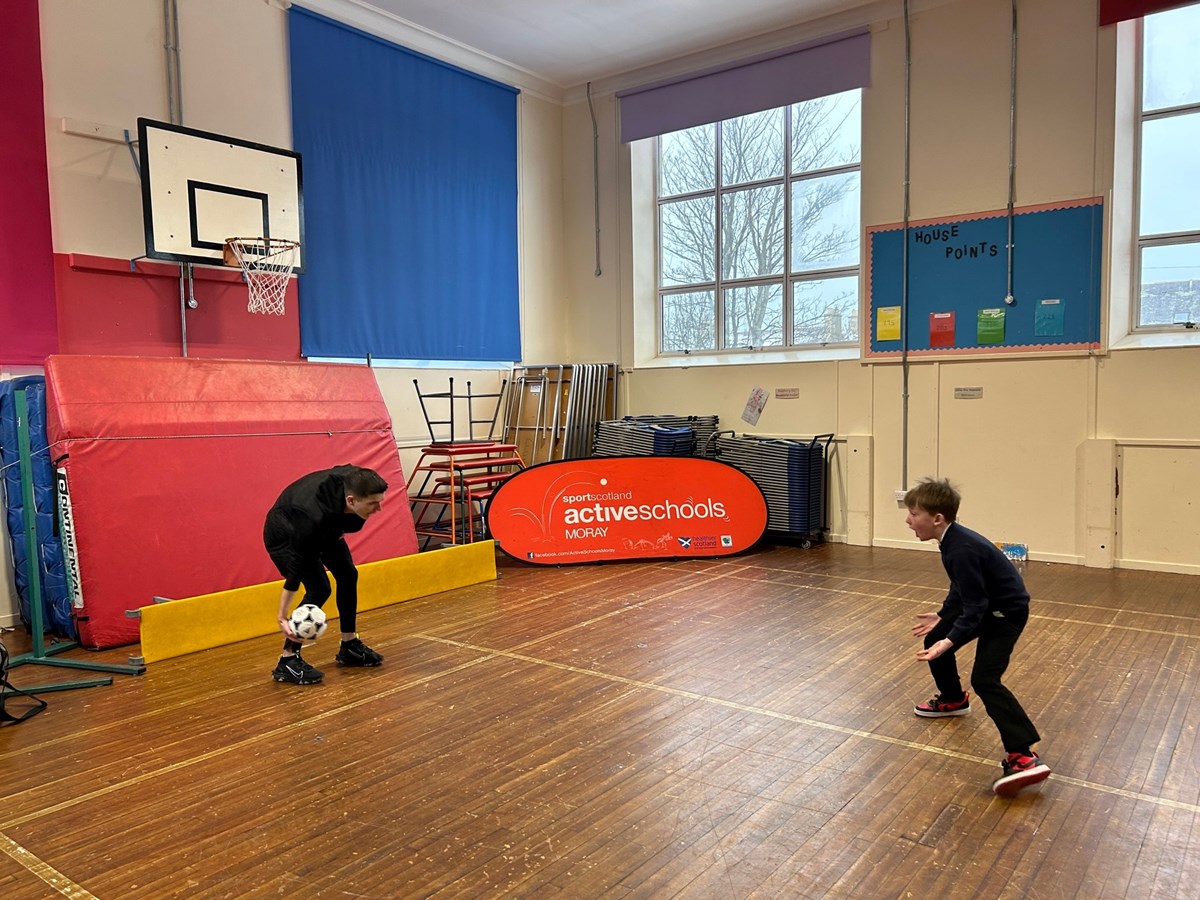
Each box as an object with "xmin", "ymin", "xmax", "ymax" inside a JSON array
[
  {"xmin": 654, "ymin": 93, "xmax": 863, "ymax": 359},
  {"xmin": 1130, "ymin": 8, "xmax": 1200, "ymax": 335}
]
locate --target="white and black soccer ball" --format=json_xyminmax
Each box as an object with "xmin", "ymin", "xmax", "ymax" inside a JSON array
[{"xmin": 290, "ymin": 603, "xmax": 327, "ymax": 641}]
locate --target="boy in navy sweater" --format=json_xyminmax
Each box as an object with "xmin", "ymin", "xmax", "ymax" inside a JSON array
[{"xmin": 905, "ymin": 477, "xmax": 1049, "ymax": 796}]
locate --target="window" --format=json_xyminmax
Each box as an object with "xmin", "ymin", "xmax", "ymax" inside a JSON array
[
  {"xmin": 1135, "ymin": 4, "xmax": 1200, "ymax": 331},
  {"xmin": 656, "ymin": 90, "xmax": 862, "ymax": 355}
]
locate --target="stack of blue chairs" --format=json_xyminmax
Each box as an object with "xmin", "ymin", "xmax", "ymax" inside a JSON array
[
  {"xmin": 591, "ymin": 414, "xmax": 719, "ymax": 457},
  {"xmin": 592, "ymin": 419, "xmax": 695, "ymax": 457},
  {"xmin": 714, "ymin": 434, "xmax": 830, "ymax": 539}
]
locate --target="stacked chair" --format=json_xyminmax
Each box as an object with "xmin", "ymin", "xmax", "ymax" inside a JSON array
[
  {"xmin": 408, "ymin": 378, "xmax": 525, "ymax": 548},
  {"xmin": 591, "ymin": 414, "xmax": 720, "ymax": 458},
  {"xmin": 711, "ymin": 432, "xmax": 832, "ymax": 547}
]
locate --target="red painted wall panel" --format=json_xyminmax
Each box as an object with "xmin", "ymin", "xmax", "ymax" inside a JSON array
[
  {"xmin": 1099, "ymin": 0, "xmax": 1193, "ymax": 25},
  {"xmin": 1, "ymin": 0, "xmax": 58, "ymax": 364},
  {"xmin": 55, "ymin": 254, "xmax": 302, "ymax": 360}
]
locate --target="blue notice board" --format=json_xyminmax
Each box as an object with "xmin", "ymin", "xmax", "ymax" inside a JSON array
[{"xmin": 865, "ymin": 199, "xmax": 1103, "ymax": 357}]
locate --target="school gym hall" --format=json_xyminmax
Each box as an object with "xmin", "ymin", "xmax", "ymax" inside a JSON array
[{"xmin": 2, "ymin": 1, "xmax": 1198, "ymax": 898}]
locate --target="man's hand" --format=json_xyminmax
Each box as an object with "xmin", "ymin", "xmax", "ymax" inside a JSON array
[
  {"xmin": 916, "ymin": 638, "xmax": 953, "ymax": 662},
  {"xmin": 912, "ymin": 612, "xmax": 940, "ymax": 638}
]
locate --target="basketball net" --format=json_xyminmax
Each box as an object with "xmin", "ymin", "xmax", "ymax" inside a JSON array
[{"xmin": 223, "ymin": 237, "xmax": 300, "ymax": 316}]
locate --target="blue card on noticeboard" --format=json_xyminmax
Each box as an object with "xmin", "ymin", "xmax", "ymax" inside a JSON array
[{"xmin": 1035, "ymin": 298, "xmax": 1065, "ymax": 336}]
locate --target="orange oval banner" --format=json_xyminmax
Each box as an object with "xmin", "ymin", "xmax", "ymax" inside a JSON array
[{"xmin": 486, "ymin": 457, "xmax": 768, "ymax": 565}]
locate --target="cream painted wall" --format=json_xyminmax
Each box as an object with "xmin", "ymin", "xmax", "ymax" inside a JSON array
[
  {"xmin": 1118, "ymin": 443, "xmax": 1200, "ymax": 572},
  {"xmin": 561, "ymin": 93, "xmax": 627, "ymax": 363},
  {"xmin": 1096, "ymin": 348, "xmax": 1200, "ymax": 439},
  {"xmin": 518, "ymin": 93, "xmax": 569, "ymax": 362},
  {"xmin": 39, "ymin": 0, "xmax": 292, "ymax": 259},
  {"xmin": 559, "ymin": 0, "xmax": 1200, "ymax": 575},
  {"xmin": 620, "ymin": 363, "xmax": 844, "ymax": 439}
]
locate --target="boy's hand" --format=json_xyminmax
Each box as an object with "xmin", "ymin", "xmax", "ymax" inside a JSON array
[
  {"xmin": 916, "ymin": 638, "xmax": 953, "ymax": 661},
  {"xmin": 912, "ymin": 612, "xmax": 940, "ymax": 637},
  {"xmin": 279, "ymin": 618, "xmax": 300, "ymax": 641}
]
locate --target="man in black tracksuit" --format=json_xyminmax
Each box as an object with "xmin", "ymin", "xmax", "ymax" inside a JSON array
[
  {"xmin": 263, "ymin": 465, "xmax": 388, "ymax": 685},
  {"xmin": 904, "ymin": 476, "xmax": 1050, "ymax": 796}
]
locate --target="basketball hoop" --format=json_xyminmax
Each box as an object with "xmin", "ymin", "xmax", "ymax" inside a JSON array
[{"xmin": 223, "ymin": 237, "xmax": 300, "ymax": 316}]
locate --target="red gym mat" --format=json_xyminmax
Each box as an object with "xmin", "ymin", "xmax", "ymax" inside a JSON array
[{"xmin": 45, "ymin": 355, "xmax": 418, "ymax": 649}]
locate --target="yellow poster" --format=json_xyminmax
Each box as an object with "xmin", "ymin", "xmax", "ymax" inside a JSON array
[{"xmin": 876, "ymin": 306, "xmax": 902, "ymax": 342}]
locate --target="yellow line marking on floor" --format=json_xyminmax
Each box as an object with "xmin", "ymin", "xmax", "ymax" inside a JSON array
[
  {"xmin": 721, "ymin": 572, "xmax": 1200, "ymax": 638},
  {"xmin": 730, "ymin": 563, "xmax": 1200, "ymax": 624},
  {"xmin": 0, "ymin": 653, "xmax": 499, "ymax": 831},
  {"xmin": 506, "ymin": 572, "xmax": 730, "ymax": 652},
  {"xmin": 0, "ymin": 831, "xmax": 97, "ymax": 899},
  {"xmin": 417, "ymin": 634, "xmax": 1200, "ymax": 816}
]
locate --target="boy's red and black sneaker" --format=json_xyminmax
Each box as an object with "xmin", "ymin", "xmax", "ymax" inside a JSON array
[
  {"xmin": 914, "ymin": 691, "xmax": 971, "ymax": 718},
  {"xmin": 993, "ymin": 752, "xmax": 1051, "ymax": 797}
]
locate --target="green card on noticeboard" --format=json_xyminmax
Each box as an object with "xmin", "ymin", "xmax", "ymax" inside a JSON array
[{"xmin": 977, "ymin": 308, "xmax": 1005, "ymax": 344}]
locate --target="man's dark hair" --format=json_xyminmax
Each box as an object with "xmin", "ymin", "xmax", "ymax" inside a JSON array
[
  {"xmin": 343, "ymin": 466, "xmax": 388, "ymax": 497},
  {"xmin": 904, "ymin": 477, "xmax": 960, "ymax": 522}
]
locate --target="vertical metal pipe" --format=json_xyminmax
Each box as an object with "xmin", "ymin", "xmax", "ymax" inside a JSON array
[
  {"xmin": 169, "ymin": 0, "xmax": 183, "ymax": 124},
  {"xmin": 560, "ymin": 366, "xmax": 576, "ymax": 460},
  {"xmin": 166, "ymin": 0, "xmax": 187, "ymax": 355},
  {"xmin": 547, "ymin": 366, "xmax": 562, "ymax": 462},
  {"xmin": 579, "ymin": 365, "xmax": 593, "ymax": 459},
  {"xmin": 900, "ymin": 0, "xmax": 913, "ymax": 491},
  {"xmin": 179, "ymin": 266, "xmax": 188, "ymax": 357},
  {"xmin": 587, "ymin": 83, "xmax": 602, "ymax": 277},
  {"xmin": 535, "ymin": 367, "xmax": 548, "ymax": 462},
  {"xmin": 163, "ymin": 0, "xmax": 175, "ymax": 125},
  {"xmin": 516, "ymin": 369, "xmax": 530, "ymax": 457},
  {"xmin": 1006, "ymin": 0, "xmax": 1018, "ymax": 305}
]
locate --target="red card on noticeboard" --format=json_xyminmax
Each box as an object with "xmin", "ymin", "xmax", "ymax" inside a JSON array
[{"xmin": 930, "ymin": 311, "xmax": 955, "ymax": 347}]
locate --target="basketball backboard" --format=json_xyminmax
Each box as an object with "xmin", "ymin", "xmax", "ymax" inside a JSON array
[{"xmin": 138, "ymin": 118, "xmax": 304, "ymax": 270}]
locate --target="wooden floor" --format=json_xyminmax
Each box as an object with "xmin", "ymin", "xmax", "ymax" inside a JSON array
[{"xmin": 1, "ymin": 542, "xmax": 1198, "ymax": 899}]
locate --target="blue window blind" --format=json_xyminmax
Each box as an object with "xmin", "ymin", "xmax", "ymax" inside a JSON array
[{"xmin": 289, "ymin": 8, "xmax": 521, "ymax": 361}]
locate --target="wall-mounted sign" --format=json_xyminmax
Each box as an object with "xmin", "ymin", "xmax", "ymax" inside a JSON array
[{"xmin": 486, "ymin": 457, "xmax": 768, "ymax": 565}]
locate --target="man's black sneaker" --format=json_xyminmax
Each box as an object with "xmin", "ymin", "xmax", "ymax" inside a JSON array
[
  {"xmin": 993, "ymin": 752, "xmax": 1051, "ymax": 797},
  {"xmin": 272, "ymin": 652, "xmax": 324, "ymax": 685},
  {"xmin": 336, "ymin": 637, "xmax": 383, "ymax": 667}
]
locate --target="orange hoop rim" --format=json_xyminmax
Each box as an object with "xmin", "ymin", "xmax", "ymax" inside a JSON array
[{"xmin": 222, "ymin": 236, "xmax": 301, "ymax": 268}]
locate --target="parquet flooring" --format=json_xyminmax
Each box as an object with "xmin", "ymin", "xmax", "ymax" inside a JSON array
[{"xmin": 0, "ymin": 543, "xmax": 1197, "ymax": 898}]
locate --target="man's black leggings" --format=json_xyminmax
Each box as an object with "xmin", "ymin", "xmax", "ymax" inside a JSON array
[{"xmin": 265, "ymin": 532, "xmax": 359, "ymax": 636}]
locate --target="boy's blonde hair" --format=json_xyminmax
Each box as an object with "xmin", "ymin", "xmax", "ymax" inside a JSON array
[{"xmin": 904, "ymin": 477, "xmax": 960, "ymax": 521}]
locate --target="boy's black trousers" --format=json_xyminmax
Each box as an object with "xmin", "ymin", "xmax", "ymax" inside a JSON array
[{"xmin": 924, "ymin": 610, "xmax": 1041, "ymax": 754}]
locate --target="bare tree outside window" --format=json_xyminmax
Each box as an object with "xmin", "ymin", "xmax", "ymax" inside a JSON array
[
  {"xmin": 662, "ymin": 289, "xmax": 716, "ymax": 352},
  {"xmin": 658, "ymin": 90, "xmax": 862, "ymax": 354}
]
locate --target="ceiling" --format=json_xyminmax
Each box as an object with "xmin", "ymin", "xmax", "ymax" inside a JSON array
[{"xmin": 347, "ymin": 0, "xmax": 885, "ymax": 89}]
